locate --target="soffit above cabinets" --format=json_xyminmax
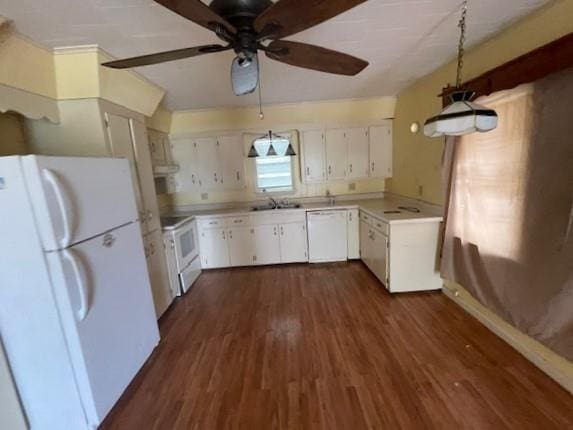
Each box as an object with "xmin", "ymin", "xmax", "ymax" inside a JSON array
[{"xmin": 0, "ymin": 0, "xmax": 550, "ymax": 110}]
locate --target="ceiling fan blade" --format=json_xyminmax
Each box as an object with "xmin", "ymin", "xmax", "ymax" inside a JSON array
[
  {"xmin": 154, "ymin": 0, "xmax": 236, "ymax": 34},
  {"xmin": 102, "ymin": 45, "xmax": 230, "ymax": 69},
  {"xmin": 265, "ymin": 40, "xmax": 368, "ymax": 76},
  {"xmin": 255, "ymin": 0, "xmax": 367, "ymax": 39}
]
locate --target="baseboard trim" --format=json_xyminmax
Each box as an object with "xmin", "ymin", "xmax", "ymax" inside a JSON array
[{"xmin": 443, "ymin": 281, "xmax": 573, "ymax": 395}]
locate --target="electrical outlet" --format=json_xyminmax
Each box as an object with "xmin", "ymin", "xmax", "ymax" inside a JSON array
[
  {"xmin": 418, "ymin": 185, "xmax": 424, "ymax": 196},
  {"xmin": 348, "ymin": 182, "xmax": 356, "ymax": 191},
  {"xmin": 201, "ymin": 193, "xmax": 209, "ymax": 201}
]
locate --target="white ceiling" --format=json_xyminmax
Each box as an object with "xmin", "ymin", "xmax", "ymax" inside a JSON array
[{"xmin": 0, "ymin": 0, "xmax": 550, "ymax": 111}]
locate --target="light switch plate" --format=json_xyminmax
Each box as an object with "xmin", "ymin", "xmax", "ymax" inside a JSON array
[
  {"xmin": 201, "ymin": 193, "xmax": 209, "ymax": 201},
  {"xmin": 348, "ymin": 182, "xmax": 356, "ymax": 191}
]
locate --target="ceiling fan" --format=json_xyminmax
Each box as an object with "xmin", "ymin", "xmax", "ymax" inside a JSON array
[{"xmin": 102, "ymin": 0, "xmax": 370, "ymax": 95}]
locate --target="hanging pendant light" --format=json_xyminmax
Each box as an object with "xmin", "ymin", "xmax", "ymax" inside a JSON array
[
  {"xmin": 247, "ymin": 143, "xmax": 259, "ymax": 158},
  {"xmin": 266, "ymin": 131, "xmax": 277, "ymax": 156},
  {"xmin": 285, "ymin": 142, "xmax": 297, "ymax": 156},
  {"xmin": 424, "ymin": 1, "xmax": 498, "ymax": 138}
]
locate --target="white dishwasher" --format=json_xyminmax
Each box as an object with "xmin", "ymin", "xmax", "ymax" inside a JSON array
[{"xmin": 307, "ymin": 210, "xmax": 348, "ymax": 263}]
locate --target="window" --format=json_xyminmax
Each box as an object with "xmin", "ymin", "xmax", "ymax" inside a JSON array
[{"xmin": 253, "ymin": 137, "xmax": 294, "ymax": 193}]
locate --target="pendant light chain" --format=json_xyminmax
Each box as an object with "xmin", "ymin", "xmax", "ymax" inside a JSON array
[
  {"xmin": 257, "ymin": 53, "xmax": 264, "ymax": 120},
  {"xmin": 455, "ymin": 1, "xmax": 468, "ymax": 88}
]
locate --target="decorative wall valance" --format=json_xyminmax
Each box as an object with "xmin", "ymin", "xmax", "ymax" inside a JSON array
[{"xmin": 0, "ymin": 84, "xmax": 60, "ymax": 123}]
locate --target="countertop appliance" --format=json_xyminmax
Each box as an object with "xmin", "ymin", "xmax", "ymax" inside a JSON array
[
  {"xmin": 161, "ymin": 215, "xmax": 201, "ymax": 295},
  {"xmin": 307, "ymin": 210, "xmax": 348, "ymax": 263},
  {"xmin": 0, "ymin": 155, "xmax": 160, "ymax": 430}
]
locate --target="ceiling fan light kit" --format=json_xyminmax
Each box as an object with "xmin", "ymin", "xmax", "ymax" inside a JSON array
[
  {"xmin": 424, "ymin": 1, "xmax": 498, "ymax": 138},
  {"xmin": 102, "ymin": 0, "xmax": 370, "ymax": 98}
]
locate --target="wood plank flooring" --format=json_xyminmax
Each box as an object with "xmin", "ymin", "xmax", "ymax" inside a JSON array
[{"xmin": 101, "ymin": 262, "xmax": 573, "ymax": 429}]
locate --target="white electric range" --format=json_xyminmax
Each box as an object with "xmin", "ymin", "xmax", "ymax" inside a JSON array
[{"xmin": 161, "ymin": 216, "xmax": 201, "ymax": 295}]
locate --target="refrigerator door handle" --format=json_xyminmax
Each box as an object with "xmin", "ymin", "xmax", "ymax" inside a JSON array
[
  {"xmin": 42, "ymin": 168, "xmax": 74, "ymax": 248},
  {"xmin": 63, "ymin": 249, "xmax": 89, "ymax": 321}
]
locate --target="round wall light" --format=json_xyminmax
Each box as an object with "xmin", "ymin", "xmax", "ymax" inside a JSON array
[{"xmin": 410, "ymin": 122, "xmax": 420, "ymax": 134}]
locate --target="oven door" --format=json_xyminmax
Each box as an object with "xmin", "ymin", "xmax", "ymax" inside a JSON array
[{"xmin": 173, "ymin": 220, "xmax": 198, "ymax": 273}]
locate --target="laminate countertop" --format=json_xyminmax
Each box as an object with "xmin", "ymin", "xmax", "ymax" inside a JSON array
[{"xmin": 171, "ymin": 195, "xmax": 443, "ymax": 225}]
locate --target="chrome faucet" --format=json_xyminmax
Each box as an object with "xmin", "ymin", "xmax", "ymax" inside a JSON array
[{"xmin": 268, "ymin": 197, "xmax": 278, "ymax": 208}]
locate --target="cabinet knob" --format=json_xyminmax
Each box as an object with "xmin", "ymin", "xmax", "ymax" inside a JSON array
[
  {"xmin": 371, "ymin": 162, "xmax": 375, "ymax": 172},
  {"xmin": 306, "ymin": 166, "xmax": 310, "ymax": 177}
]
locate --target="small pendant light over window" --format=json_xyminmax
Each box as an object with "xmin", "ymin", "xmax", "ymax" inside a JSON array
[
  {"xmin": 250, "ymin": 130, "xmax": 296, "ymax": 158},
  {"xmin": 424, "ymin": 1, "xmax": 498, "ymax": 138},
  {"xmin": 247, "ymin": 143, "xmax": 259, "ymax": 158}
]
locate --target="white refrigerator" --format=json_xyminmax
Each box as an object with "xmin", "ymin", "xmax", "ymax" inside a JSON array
[{"xmin": 0, "ymin": 155, "xmax": 160, "ymax": 429}]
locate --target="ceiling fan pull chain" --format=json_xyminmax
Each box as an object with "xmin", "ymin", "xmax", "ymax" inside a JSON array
[
  {"xmin": 456, "ymin": 1, "xmax": 468, "ymax": 88},
  {"xmin": 257, "ymin": 53, "xmax": 264, "ymax": 120}
]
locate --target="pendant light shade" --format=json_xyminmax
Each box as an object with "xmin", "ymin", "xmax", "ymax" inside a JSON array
[
  {"xmin": 285, "ymin": 142, "xmax": 297, "ymax": 156},
  {"xmin": 423, "ymin": 90, "xmax": 498, "ymax": 138},
  {"xmin": 424, "ymin": 1, "xmax": 498, "ymax": 138},
  {"xmin": 247, "ymin": 143, "xmax": 259, "ymax": 158},
  {"xmin": 266, "ymin": 143, "xmax": 278, "ymax": 156}
]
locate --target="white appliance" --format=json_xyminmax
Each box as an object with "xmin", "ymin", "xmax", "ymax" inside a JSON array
[
  {"xmin": 307, "ymin": 210, "xmax": 349, "ymax": 262},
  {"xmin": 162, "ymin": 216, "xmax": 201, "ymax": 295},
  {"xmin": 0, "ymin": 155, "xmax": 160, "ymax": 430}
]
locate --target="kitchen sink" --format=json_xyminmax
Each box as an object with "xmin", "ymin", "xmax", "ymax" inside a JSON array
[{"xmin": 251, "ymin": 203, "xmax": 301, "ymax": 211}]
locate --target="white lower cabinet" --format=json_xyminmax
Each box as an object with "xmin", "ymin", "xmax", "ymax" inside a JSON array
[
  {"xmin": 360, "ymin": 210, "xmax": 441, "ymax": 293},
  {"xmin": 254, "ymin": 224, "xmax": 281, "ymax": 265},
  {"xmin": 199, "ymin": 227, "xmax": 230, "ymax": 269},
  {"xmin": 228, "ymin": 226, "xmax": 255, "ymax": 267},
  {"xmin": 279, "ymin": 222, "xmax": 308, "ymax": 263},
  {"xmin": 347, "ymin": 209, "xmax": 360, "ymax": 259},
  {"xmin": 198, "ymin": 214, "xmax": 308, "ymax": 268},
  {"xmin": 144, "ymin": 229, "xmax": 174, "ymax": 318}
]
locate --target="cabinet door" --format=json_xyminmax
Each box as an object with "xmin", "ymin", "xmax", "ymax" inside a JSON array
[
  {"xmin": 148, "ymin": 130, "xmax": 166, "ymax": 165},
  {"xmin": 371, "ymin": 229, "xmax": 389, "ymax": 288},
  {"xmin": 195, "ymin": 137, "xmax": 221, "ymax": 190},
  {"xmin": 199, "ymin": 228, "xmax": 230, "ymax": 269},
  {"xmin": 347, "ymin": 128, "xmax": 369, "ymax": 179},
  {"xmin": 279, "ymin": 222, "xmax": 308, "ymax": 263},
  {"xmin": 144, "ymin": 230, "xmax": 173, "ymax": 319},
  {"xmin": 130, "ymin": 119, "xmax": 161, "ymax": 233},
  {"xmin": 369, "ymin": 125, "xmax": 393, "ymax": 178},
  {"xmin": 228, "ymin": 226, "xmax": 255, "ymax": 267},
  {"xmin": 105, "ymin": 113, "xmax": 145, "ymax": 229},
  {"xmin": 171, "ymin": 139, "xmax": 200, "ymax": 193},
  {"xmin": 347, "ymin": 209, "xmax": 360, "ymax": 259},
  {"xmin": 218, "ymin": 135, "xmax": 245, "ymax": 190},
  {"xmin": 253, "ymin": 224, "xmax": 281, "ymax": 265},
  {"xmin": 360, "ymin": 219, "xmax": 371, "ymax": 268},
  {"xmin": 302, "ymin": 130, "xmax": 325, "ymax": 183},
  {"xmin": 325, "ymin": 129, "xmax": 347, "ymax": 180}
]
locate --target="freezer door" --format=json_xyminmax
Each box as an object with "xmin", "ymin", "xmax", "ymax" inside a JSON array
[
  {"xmin": 46, "ymin": 222, "xmax": 159, "ymax": 426},
  {"xmin": 22, "ymin": 155, "xmax": 139, "ymax": 251}
]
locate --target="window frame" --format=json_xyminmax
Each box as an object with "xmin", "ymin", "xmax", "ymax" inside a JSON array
[{"xmin": 251, "ymin": 133, "xmax": 297, "ymax": 196}]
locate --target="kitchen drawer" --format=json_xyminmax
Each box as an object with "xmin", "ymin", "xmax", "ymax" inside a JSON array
[
  {"xmin": 198, "ymin": 217, "xmax": 227, "ymax": 229},
  {"xmin": 372, "ymin": 219, "xmax": 389, "ymax": 236},
  {"xmin": 360, "ymin": 211, "xmax": 374, "ymax": 226},
  {"xmin": 227, "ymin": 215, "xmax": 251, "ymax": 227},
  {"xmin": 253, "ymin": 211, "xmax": 306, "ymax": 225}
]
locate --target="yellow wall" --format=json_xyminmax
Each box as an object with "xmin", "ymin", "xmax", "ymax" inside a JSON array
[
  {"xmin": 171, "ymin": 97, "xmax": 395, "ymax": 135},
  {"xmin": 0, "ymin": 33, "xmax": 56, "ymax": 99},
  {"xmin": 169, "ymin": 97, "xmax": 395, "ymax": 207},
  {"xmin": 52, "ymin": 47, "xmax": 166, "ymax": 117},
  {"xmin": 0, "ymin": 113, "xmax": 27, "ymax": 156},
  {"xmin": 391, "ymin": 0, "xmax": 573, "ymax": 205},
  {"xmin": 146, "ymin": 104, "xmax": 173, "ymax": 133}
]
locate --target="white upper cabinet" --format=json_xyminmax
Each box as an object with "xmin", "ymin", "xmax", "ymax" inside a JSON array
[
  {"xmin": 217, "ymin": 135, "xmax": 245, "ymax": 190},
  {"xmin": 302, "ymin": 130, "xmax": 325, "ymax": 183},
  {"xmin": 346, "ymin": 128, "xmax": 370, "ymax": 180},
  {"xmin": 130, "ymin": 119, "xmax": 161, "ymax": 234},
  {"xmin": 369, "ymin": 125, "xmax": 393, "ymax": 178},
  {"xmin": 195, "ymin": 137, "xmax": 221, "ymax": 190},
  {"xmin": 171, "ymin": 138, "xmax": 200, "ymax": 193},
  {"xmin": 325, "ymin": 129, "xmax": 347, "ymax": 181},
  {"xmin": 104, "ymin": 113, "xmax": 142, "ymax": 216}
]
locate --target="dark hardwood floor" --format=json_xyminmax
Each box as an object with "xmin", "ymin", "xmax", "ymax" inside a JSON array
[{"xmin": 101, "ymin": 262, "xmax": 573, "ymax": 429}]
